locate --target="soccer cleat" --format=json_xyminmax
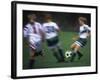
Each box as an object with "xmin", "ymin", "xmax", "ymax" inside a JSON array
[
  {"xmin": 70, "ymin": 53, "xmax": 76, "ymax": 62},
  {"xmin": 77, "ymin": 51, "xmax": 83, "ymax": 60},
  {"xmin": 78, "ymin": 54, "xmax": 83, "ymax": 60}
]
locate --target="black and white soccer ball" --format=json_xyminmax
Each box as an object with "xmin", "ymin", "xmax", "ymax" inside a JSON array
[{"xmin": 65, "ymin": 51, "xmax": 72, "ymax": 58}]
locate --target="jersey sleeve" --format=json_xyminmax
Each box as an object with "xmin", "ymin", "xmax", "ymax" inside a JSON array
[
  {"xmin": 54, "ymin": 23, "xmax": 59, "ymax": 30},
  {"xmin": 86, "ymin": 25, "xmax": 91, "ymax": 32},
  {"xmin": 23, "ymin": 25, "xmax": 29, "ymax": 37}
]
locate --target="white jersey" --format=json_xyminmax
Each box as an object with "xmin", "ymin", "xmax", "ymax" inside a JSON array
[
  {"xmin": 43, "ymin": 22, "xmax": 59, "ymax": 39},
  {"xmin": 24, "ymin": 22, "xmax": 43, "ymax": 42},
  {"xmin": 79, "ymin": 24, "xmax": 91, "ymax": 39}
]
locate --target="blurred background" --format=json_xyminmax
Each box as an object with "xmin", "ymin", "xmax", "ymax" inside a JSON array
[{"xmin": 23, "ymin": 10, "xmax": 91, "ymax": 32}]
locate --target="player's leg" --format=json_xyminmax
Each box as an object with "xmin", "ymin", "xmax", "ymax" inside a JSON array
[
  {"xmin": 29, "ymin": 47, "xmax": 36, "ymax": 69},
  {"xmin": 46, "ymin": 36, "xmax": 63, "ymax": 62},
  {"xmin": 70, "ymin": 45, "xmax": 81, "ymax": 62},
  {"xmin": 57, "ymin": 45, "xmax": 65, "ymax": 62},
  {"xmin": 50, "ymin": 48, "xmax": 60, "ymax": 62},
  {"xmin": 35, "ymin": 41, "xmax": 44, "ymax": 57},
  {"xmin": 76, "ymin": 39, "xmax": 87, "ymax": 59},
  {"xmin": 70, "ymin": 42, "xmax": 83, "ymax": 62},
  {"xmin": 74, "ymin": 45, "xmax": 83, "ymax": 60},
  {"xmin": 46, "ymin": 37, "xmax": 60, "ymax": 62},
  {"xmin": 37, "ymin": 50, "xmax": 45, "ymax": 57},
  {"xmin": 70, "ymin": 38, "xmax": 86, "ymax": 62},
  {"xmin": 70, "ymin": 43, "xmax": 76, "ymax": 50},
  {"xmin": 28, "ymin": 37, "xmax": 37, "ymax": 69},
  {"xmin": 53, "ymin": 36, "xmax": 65, "ymax": 62},
  {"xmin": 70, "ymin": 43, "xmax": 77, "ymax": 62},
  {"xmin": 77, "ymin": 50, "xmax": 83, "ymax": 60}
]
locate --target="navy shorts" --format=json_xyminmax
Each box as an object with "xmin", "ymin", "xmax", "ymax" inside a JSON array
[{"xmin": 46, "ymin": 36, "xmax": 59, "ymax": 47}]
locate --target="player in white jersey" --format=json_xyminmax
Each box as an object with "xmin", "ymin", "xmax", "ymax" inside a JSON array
[
  {"xmin": 24, "ymin": 14, "xmax": 45, "ymax": 68},
  {"xmin": 43, "ymin": 14, "xmax": 65, "ymax": 62},
  {"xmin": 70, "ymin": 17, "xmax": 91, "ymax": 62}
]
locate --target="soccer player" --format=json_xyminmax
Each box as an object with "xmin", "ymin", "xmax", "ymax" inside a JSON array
[
  {"xmin": 42, "ymin": 14, "xmax": 65, "ymax": 62},
  {"xmin": 70, "ymin": 17, "xmax": 91, "ymax": 62},
  {"xmin": 23, "ymin": 14, "xmax": 45, "ymax": 68}
]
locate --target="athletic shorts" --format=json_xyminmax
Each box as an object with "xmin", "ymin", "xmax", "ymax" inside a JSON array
[
  {"xmin": 46, "ymin": 36, "xmax": 60, "ymax": 49},
  {"xmin": 74, "ymin": 38, "xmax": 87, "ymax": 47},
  {"xmin": 29, "ymin": 37, "xmax": 42, "ymax": 52}
]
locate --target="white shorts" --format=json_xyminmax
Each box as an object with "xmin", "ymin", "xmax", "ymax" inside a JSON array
[{"xmin": 29, "ymin": 37, "xmax": 42, "ymax": 52}]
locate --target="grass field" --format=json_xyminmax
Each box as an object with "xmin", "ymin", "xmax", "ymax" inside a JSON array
[{"xmin": 23, "ymin": 31, "xmax": 91, "ymax": 69}]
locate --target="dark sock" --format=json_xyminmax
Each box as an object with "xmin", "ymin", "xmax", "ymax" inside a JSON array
[
  {"xmin": 77, "ymin": 51, "xmax": 83, "ymax": 60},
  {"xmin": 29, "ymin": 59, "xmax": 35, "ymax": 69},
  {"xmin": 70, "ymin": 52, "xmax": 76, "ymax": 62},
  {"xmin": 77, "ymin": 51, "xmax": 82, "ymax": 56},
  {"xmin": 38, "ymin": 51, "xmax": 44, "ymax": 56},
  {"xmin": 58, "ymin": 49, "xmax": 65, "ymax": 61},
  {"xmin": 53, "ymin": 52, "xmax": 61, "ymax": 62}
]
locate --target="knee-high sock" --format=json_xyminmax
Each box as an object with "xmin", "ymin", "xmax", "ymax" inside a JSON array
[
  {"xmin": 58, "ymin": 48, "xmax": 65, "ymax": 61},
  {"xmin": 53, "ymin": 52, "xmax": 61, "ymax": 61},
  {"xmin": 77, "ymin": 51, "xmax": 82, "ymax": 56},
  {"xmin": 70, "ymin": 50, "xmax": 77, "ymax": 62},
  {"xmin": 29, "ymin": 59, "xmax": 35, "ymax": 69},
  {"xmin": 77, "ymin": 51, "xmax": 83, "ymax": 59}
]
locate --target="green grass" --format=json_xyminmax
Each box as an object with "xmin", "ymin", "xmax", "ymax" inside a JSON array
[{"xmin": 23, "ymin": 31, "xmax": 91, "ymax": 69}]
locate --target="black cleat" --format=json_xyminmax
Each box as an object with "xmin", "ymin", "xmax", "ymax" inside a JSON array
[
  {"xmin": 70, "ymin": 53, "xmax": 76, "ymax": 62},
  {"xmin": 77, "ymin": 51, "xmax": 83, "ymax": 60},
  {"xmin": 78, "ymin": 54, "xmax": 83, "ymax": 60}
]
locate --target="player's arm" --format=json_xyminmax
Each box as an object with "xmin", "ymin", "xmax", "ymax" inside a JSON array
[
  {"xmin": 87, "ymin": 26, "xmax": 91, "ymax": 37},
  {"xmin": 88, "ymin": 31, "xmax": 91, "ymax": 37},
  {"xmin": 88, "ymin": 27, "xmax": 91, "ymax": 36},
  {"xmin": 23, "ymin": 25, "xmax": 29, "ymax": 47},
  {"xmin": 23, "ymin": 25, "xmax": 29, "ymax": 38},
  {"xmin": 54, "ymin": 23, "xmax": 60, "ymax": 32},
  {"xmin": 56, "ymin": 28, "xmax": 60, "ymax": 32}
]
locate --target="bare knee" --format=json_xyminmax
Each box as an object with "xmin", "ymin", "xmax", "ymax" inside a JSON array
[
  {"xmin": 74, "ymin": 45, "xmax": 80, "ymax": 52},
  {"xmin": 70, "ymin": 43, "xmax": 76, "ymax": 49},
  {"xmin": 72, "ymin": 44, "xmax": 81, "ymax": 53}
]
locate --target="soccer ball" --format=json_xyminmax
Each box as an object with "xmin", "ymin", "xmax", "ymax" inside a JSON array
[{"xmin": 65, "ymin": 51, "xmax": 72, "ymax": 58}]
